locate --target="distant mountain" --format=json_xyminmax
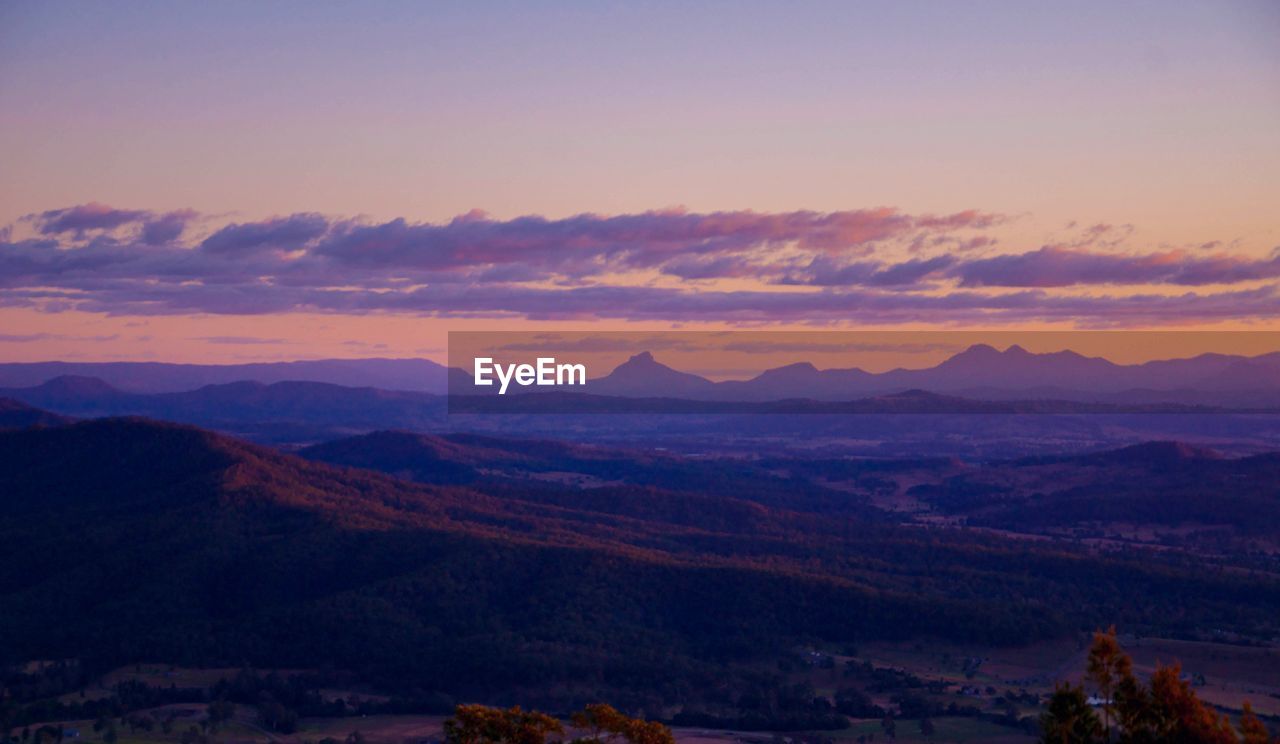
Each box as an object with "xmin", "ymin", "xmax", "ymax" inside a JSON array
[
  {"xmin": 0, "ymin": 398, "xmax": 73, "ymax": 429},
  {"xmin": 715, "ymin": 362, "xmax": 876, "ymax": 401},
  {"xmin": 587, "ymin": 351, "xmax": 718, "ymax": 397},
  {"xmin": 0, "ymin": 376, "xmax": 447, "ymax": 442},
  {"xmin": 445, "ymin": 345, "xmax": 1280, "ymax": 401},
  {"xmin": 7, "ymin": 370, "xmax": 1278, "ymax": 456},
  {"xmin": 0, "ymin": 358, "xmax": 449, "ymax": 394},
  {"xmin": 890, "ymin": 344, "xmax": 1122, "ymax": 391}
]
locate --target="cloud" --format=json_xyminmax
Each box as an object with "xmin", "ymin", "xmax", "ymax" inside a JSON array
[
  {"xmin": 953, "ymin": 246, "xmax": 1280, "ymax": 288},
  {"xmin": 2, "ymin": 202, "xmax": 1278, "ymax": 327},
  {"xmin": 28, "ymin": 203, "xmax": 200, "ymax": 245},
  {"xmin": 719, "ymin": 340, "xmax": 964, "ymax": 355},
  {"xmin": 32, "ymin": 203, "xmax": 151, "ymax": 234},
  {"xmin": 201, "ymin": 213, "xmax": 329, "ymax": 255},
  {"xmin": 782, "ymin": 255, "xmax": 956, "ymax": 287},
  {"xmin": 192, "ymin": 336, "xmax": 291, "ymax": 345},
  {"xmin": 141, "ymin": 209, "xmax": 199, "ymax": 245},
  {"xmin": 308, "ymin": 207, "xmax": 1001, "ymax": 277},
  {"xmin": 0, "ymin": 332, "xmax": 118, "ymax": 343}
]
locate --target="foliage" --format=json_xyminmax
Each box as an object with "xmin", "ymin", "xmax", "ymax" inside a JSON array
[
  {"xmin": 1039, "ymin": 683, "xmax": 1101, "ymax": 744},
  {"xmin": 444, "ymin": 705, "xmax": 564, "ymax": 744},
  {"xmin": 1043, "ymin": 629, "xmax": 1279, "ymax": 744}
]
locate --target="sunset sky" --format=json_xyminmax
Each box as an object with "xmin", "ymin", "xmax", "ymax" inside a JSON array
[{"xmin": 2, "ymin": 1, "xmax": 1279, "ymax": 363}]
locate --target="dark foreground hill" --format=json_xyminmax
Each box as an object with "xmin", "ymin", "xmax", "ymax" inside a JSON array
[{"xmin": 1, "ymin": 419, "xmax": 1277, "ymax": 707}]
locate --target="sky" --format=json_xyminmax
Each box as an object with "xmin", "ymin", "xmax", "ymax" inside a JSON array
[{"xmin": 1, "ymin": 0, "xmax": 1278, "ymax": 363}]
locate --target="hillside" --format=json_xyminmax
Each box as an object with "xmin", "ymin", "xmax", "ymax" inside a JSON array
[
  {"xmin": 912, "ymin": 442, "xmax": 1280, "ymax": 537},
  {"xmin": 3, "ymin": 420, "xmax": 1277, "ymax": 709},
  {"xmin": 0, "ymin": 418, "xmax": 1054, "ymax": 704},
  {"xmin": 0, "ymin": 397, "xmax": 73, "ymax": 429}
]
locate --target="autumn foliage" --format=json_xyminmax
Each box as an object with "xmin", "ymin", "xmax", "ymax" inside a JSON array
[
  {"xmin": 444, "ymin": 703, "xmax": 673, "ymax": 744},
  {"xmin": 1041, "ymin": 628, "xmax": 1276, "ymax": 743}
]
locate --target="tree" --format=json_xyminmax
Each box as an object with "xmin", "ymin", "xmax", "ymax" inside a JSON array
[
  {"xmin": 1046, "ymin": 629, "xmax": 1271, "ymax": 744},
  {"xmin": 1086, "ymin": 626, "xmax": 1130, "ymax": 742},
  {"xmin": 1039, "ymin": 683, "xmax": 1101, "ymax": 744},
  {"xmin": 570, "ymin": 704, "xmax": 673, "ymax": 744},
  {"xmin": 1239, "ymin": 703, "xmax": 1272, "ymax": 744},
  {"xmin": 1146, "ymin": 663, "xmax": 1235, "ymax": 744},
  {"xmin": 444, "ymin": 705, "xmax": 563, "ymax": 744}
]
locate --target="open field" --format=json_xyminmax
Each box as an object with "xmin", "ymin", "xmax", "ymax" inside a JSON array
[{"xmin": 833, "ymin": 717, "xmax": 1032, "ymax": 743}]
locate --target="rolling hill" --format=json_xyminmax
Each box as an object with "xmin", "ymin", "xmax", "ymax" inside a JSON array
[
  {"xmin": 2, "ymin": 418, "xmax": 1278, "ymax": 707},
  {"xmin": 0, "ymin": 397, "xmax": 73, "ymax": 429}
]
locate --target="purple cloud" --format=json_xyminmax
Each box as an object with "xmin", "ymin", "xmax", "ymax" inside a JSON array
[
  {"xmin": 27, "ymin": 203, "xmax": 201, "ymax": 247},
  {"xmin": 954, "ymin": 246, "xmax": 1280, "ymax": 287},
  {"xmin": 201, "ymin": 213, "xmax": 329, "ymax": 255},
  {"xmin": 3, "ymin": 202, "xmax": 1278, "ymax": 327},
  {"xmin": 141, "ymin": 209, "xmax": 199, "ymax": 245},
  {"xmin": 33, "ymin": 203, "xmax": 151, "ymax": 235}
]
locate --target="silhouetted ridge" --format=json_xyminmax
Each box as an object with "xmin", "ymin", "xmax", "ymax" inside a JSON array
[
  {"xmin": 0, "ymin": 397, "xmax": 74, "ymax": 429},
  {"xmin": 34, "ymin": 375, "xmax": 122, "ymax": 397},
  {"xmin": 589, "ymin": 350, "xmax": 715, "ymax": 396}
]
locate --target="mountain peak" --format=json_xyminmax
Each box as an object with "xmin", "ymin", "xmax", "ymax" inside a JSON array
[
  {"xmin": 36, "ymin": 375, "xmax": 121, "ymax": 397},
  {"xmin": 591, "ymin": 351, "xmax": 714, "ymax": 395},
  {"xmin": 756, "ymin": 361, "xmax": 819, "ymax": 379}
]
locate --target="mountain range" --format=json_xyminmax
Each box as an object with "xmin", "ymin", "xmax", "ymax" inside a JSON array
[
  {"xmin": 5, "ymin": 371, "xmax": 1280, "ymax": 456},
  {"xmin": 2, "ymin": 414, "xmax": 1277, "ymax": 706},
  {"xmin": 0, "ymin": 357, "xmax": 448, "ymax": 393},
  {"xmin": 453, "ymin": 344, "xmax": 1280, "ymax": 404},
  {"xmin": 4, "ymin": 345, "xmax": 1279, "ymax": 402}
]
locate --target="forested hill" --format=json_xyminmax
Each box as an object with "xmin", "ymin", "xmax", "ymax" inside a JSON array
[
  {"xmin": 1, "ymin": 418, "xmax": 1277, "ymax": 705},
  {"xmin": 0, "ymin": 397, "xmax": 72, "ymax": 429}
]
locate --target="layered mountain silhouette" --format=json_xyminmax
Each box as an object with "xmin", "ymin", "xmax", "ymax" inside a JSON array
[
  {"xmin": 0, "ymin": 397, "xmax": 73, "ymax": 429},
  {"xmin": 0, "ymin": 357, "xmax": 449, "ymax": 393},
  {"xmin": 449, "ymin": 345, "xmax": 1280, "ymax": 404},
  {"xmin": 0, "ymin": 376, "xmax": 448, "ymax": 441},
  {"xmin": 6, "ymin": 345, "xmax": 1279, "ymax": 408}
]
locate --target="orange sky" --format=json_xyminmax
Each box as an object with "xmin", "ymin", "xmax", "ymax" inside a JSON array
[{"xmin": 1, "ymin": 3, "xmax": 1277, "ymax": 363}]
